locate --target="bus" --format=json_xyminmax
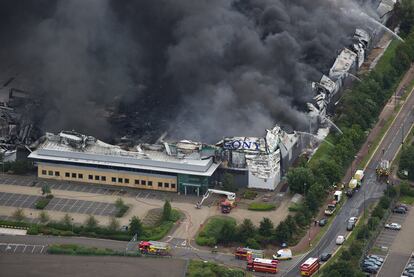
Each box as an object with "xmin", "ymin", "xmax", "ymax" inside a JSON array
[
  {"xmin": 247, "ymin": 258, "xmax": 278, "ymax": 274},
  {"xmin": 300, "ymin": 257, "xmax": 320, "ymax": 276},
  {"xmin": 234, "ymin": 247, "xmax": 264, "ymax": 260}
]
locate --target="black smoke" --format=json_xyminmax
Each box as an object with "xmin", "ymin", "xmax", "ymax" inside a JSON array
[{"xmin": 0, "ymin": 0, "xmax": 378, "ymax": 143}]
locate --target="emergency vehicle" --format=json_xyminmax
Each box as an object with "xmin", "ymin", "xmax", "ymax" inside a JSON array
[
  {"xmin": 247, "ymin": 257, "xmax": 278, "ymax": 274},
  {"xmin": 300, "ymin": 257, "xmax": 320, "ymax": 276},
  {"xmin": 138, "ymin": 240, "xmax": 171, "ymax": 256},
  {"xmin": 234, "ymin": 247, "xmax": 264, "ymax": 260}
]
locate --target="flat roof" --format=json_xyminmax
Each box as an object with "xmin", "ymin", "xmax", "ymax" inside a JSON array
[{"xmin": 29, "ymin": 132, "xmax": 221, "ymax": 177}]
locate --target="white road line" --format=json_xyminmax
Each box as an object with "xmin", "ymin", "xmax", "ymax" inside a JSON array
[
  {"xmin": 23, "ymin": 245, "xmax": 27, "ymax": 253},
  {"xmin": 32, "ymin": 246, "xmax": 36, "ymax": 253},
  {"xmin": 40, "ymin": 246, "xmax": 45, "ymax": 254}
]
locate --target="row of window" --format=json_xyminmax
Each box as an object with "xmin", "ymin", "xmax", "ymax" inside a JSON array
[{"xmin": 41, "ymin": 170, "xmax": 176, "ymax": 189}]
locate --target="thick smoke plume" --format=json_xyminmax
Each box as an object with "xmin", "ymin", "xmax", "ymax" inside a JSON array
[{"xmin": 0, "ymin": 0, "xmax": 376, "ymax": 142}]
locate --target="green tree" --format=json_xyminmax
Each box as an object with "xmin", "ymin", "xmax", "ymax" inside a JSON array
[
  {"xmin": 284, "ymin": 215, "xmax": 298, "ymax": 234},
  {"xmin": 222, "ymin": 173, "xmax": 237, "ymax": 192},
  {"xmin": 61, "ymin": 213, "xmax": 72, "ymax": 227},
  {"xmin": 400, "ymin": 0, "xmax": 414, "ymax": 36},
  {"xmin": 108, "ymin": 217, "xmax": 120, "ymax": 231},
  {"xmin": 274, "ymin": 221, "xmax": 291, "ymax": 244},
  {"xmin": 259, "ymin": 217, "xmax": 274, "ymax": 237},
  {"xmin": 218, "ymin": 220, "xmax": 236, "ymax": 244},
  {"xmin": 286, "ymin": 167, "xmax": 314, "ymax": 194},
  {"xmin": 38, "ymin": 211, "xmax": 50, "ymax": 224},
  {"xmin": 85, "ymin": 215, "xmax": 98, "ymax": 229},
  {"xmin": 311, "ymin": 158, "xmax": 341, "ymax": 189},
  {"xmin": 41, "ymin": 184, "xmax": 51, "ymax": 196},
  {"xmin": 129, "ymin": 216, "xmax": 143, "ymax": 236},
  {"xmin": 115, "ymin": 198, "xmax": 125, "ymax": 208},
  {"xmin": 237, "ymin": 219, "xmax": 256, "ymax": 243},
  {"xmin": 12, "ymin": 208, "xmax": 25, "ymax": 221},
  {"xmin": 162, "ymin": 200, "xmax": 172, "ymax": 221}
]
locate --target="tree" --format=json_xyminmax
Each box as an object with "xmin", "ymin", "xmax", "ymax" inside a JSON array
[
  {"xmin": 305, "ymin": 183, "xmax": 325, "ymax": 212},
  {"xmin": 237, "ymin": 219, "xmax": 256, "ymax": 242},
  {"xmin": 311, "ymin": 158, "xmax": 341, "ymax": 189},
  {"xmin": 222, "ymin": 173, "xmax": 237, "ymax": 192},
  {"xmin": 284, "ymin": 215, "xmax": 297, "ymax": 234},
  {"xmin": 129, "ymin": 216, "xmax": 143, "ymax": 236},
  {"xmin": 274, "ymin": 221, "xmax": 291, "ymax": 244},
  {"xmin": 162, "ymin": 200, "xmax": 172, "ymax": 221},
  {"xmin": 108, "ymin": 217, "xmax": 120, "ymax": 231},
  {"xmin": 259, "ymin": 218, "xmax": 274, "ymax": 237},
  {"xmin": 61, "ymin": 213, "xmax": 72, "ymax": 227},
  {"xmin": 286, "ymin": 167, "xmax": 314, "ymax": 194},
  {"xmin": 12, "ymin": 208, "xmax": 25, "ymax": 221},
  {"xmin": 218, "ymin": 220, "xmax": 236, "ymax": 244},
  {"xmin": 38, "ymin": 211, "xmax": 50, "ymax": 224},
  {"xmin": 115, "ymin": 198, "xmax": 125, "ymax": 208},
  {"xmin": 41, "ymin": 184, "xmax": 51, "ymax": 196},
  {"xmin": 85, "ymin": 215, "xmax": 98, "ymax": 229}
]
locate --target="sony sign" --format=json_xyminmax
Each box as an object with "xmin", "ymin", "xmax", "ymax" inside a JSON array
[{"xmin": 223, "ymin": 140, "xmax": 260, "ymax": 151}]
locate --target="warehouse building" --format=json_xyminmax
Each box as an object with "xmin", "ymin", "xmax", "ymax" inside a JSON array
[{"xmin": 28, "ymin": 131, "xmax": 220, "ymax": 196}]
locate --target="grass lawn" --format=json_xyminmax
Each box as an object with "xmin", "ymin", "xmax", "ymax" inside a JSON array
[
  {"xmin": 399, "ymin": 195, "xmax": 414, "ymax": 205},
  {"xmin": 186, "ymin": 260, "xmax": 246, "ymax": 277}
]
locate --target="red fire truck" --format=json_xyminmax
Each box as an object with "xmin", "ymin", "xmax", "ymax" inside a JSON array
[
  {"xmin": 300, "ymin": 257, "xmax": 320, "ymax": 276},
  {"xmin": 247, "ymin": 257, "xmax": 278, "ymax": 274},
  {"xmin": 234, "ymin": 247, "xmax": 264, "ymax": 260},
  {"xmin": 138, "ymin": 241, "xmax": 171, "ymax": 256}
]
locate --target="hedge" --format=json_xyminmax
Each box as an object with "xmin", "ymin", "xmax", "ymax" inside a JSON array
[
  {"xmin": 48, "ymin": 244, "xmax": 141, "ymax": 257},
  {"xmin": 35, "ymin": 198, "xmax": 51, "ymax": 210},
  {"xmin": 248, "ymin": 202, "xmax": 276, "ymax": 211}
]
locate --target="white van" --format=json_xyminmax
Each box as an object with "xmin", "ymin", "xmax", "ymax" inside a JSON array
[{"xmin": 273, "ymin": 248, "xmax": 292, "ymax": 260}]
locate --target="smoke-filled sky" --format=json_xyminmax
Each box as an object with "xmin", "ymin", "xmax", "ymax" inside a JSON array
[{"xmin": 0, "ymin": 0, "xmax": 379, "ymax": 142}]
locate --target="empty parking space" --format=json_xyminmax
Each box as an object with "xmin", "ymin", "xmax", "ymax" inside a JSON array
[
  {"xmin": 45, "ymin": 197, "xmax": 117, "ymax": 216},
  {"xmin": 374, "ymin": 213, "xmax": 407, "ymax": 251},
  {"xmin": 0, "ymin": 192, "xmax": 40, "ymax": 209},
  {"xmin": 0, "ymin": 243, "xmax": 46, "ymax": 254}
]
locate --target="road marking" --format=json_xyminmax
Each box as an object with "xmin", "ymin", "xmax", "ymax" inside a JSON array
[
  {"xmin": 23, "ymin": 245, "xmax": 27, "ymax": 253},
  {"xmin": 364, "ymin": 86, "xmax": 414, "ymax": 171},
  {"xmin": 40, "ymin": 246, "xmax": 45, "ymax": 254}
]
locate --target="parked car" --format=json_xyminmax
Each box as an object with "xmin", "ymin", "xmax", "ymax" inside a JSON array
[
  {"xmin": 362, "ymin": 261, "xmax": 378, "ymax": 269},
  {"xmin": 367, "ymin": 255, "xmax": 384, "ymax": 263},
  {"xmin": 336, "ymin": 235, "xmax": 345, "ymax": 245},
  {"xmin": 320, "ymin": 253, "xmax": 332, "ymax": 262},
  {"xmin": 366, "ymin": 258, "xmax": 382, "ymax": 267},
  {"xmin": 319, "ymin": 218, "xmax": 328, "ymax": 227},
  {"xmin": 347, "ymin": 217, "xmax": 358, "ymax": 231},
  {"xmin": 393, "ymin": 207, "xmax": 407, "ymax": 214},
  {"xmin": 362, "ymin": 266, "xmax": 378, "ymax": 274},
  {"xmin": 385, "ymin": 223, "xmax": 402, "ymax": 230},
  {"xmin": 396, "ymin": 203, "xmax": 409, "ymax": 211}
]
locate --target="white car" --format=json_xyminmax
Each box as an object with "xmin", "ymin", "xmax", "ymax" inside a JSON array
[
  {"xmin": 336, "ymin": 235, "xmax": 345, "ymax": 245},
  {"xmin": 385, "ymin": 223, "xmax": 401, "ymax": 230},
  {"xmin": 348, "ymin": 217, "xmax": 358, "ymax": 224}
]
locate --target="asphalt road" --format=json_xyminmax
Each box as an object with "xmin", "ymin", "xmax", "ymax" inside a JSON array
[
  {"xmin": 0, "ymin": 254, "xmax": 187, "ymax": 277},
  {"xmin": 284, "ymin": 86, "xmax": 414, "ymax": 276}
]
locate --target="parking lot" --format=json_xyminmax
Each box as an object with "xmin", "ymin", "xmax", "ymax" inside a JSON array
[
  {"xmin": 0, "ymin": 192, "xmax": 40, "ymax": 209},
  {"xmin": 401, "ymin": 252, "xmax": 414, "ymax": 276},
  {"xmin": 0, "ymin": 243, "xmax": 47, "ymax": 254},
  {"xmin": 45, "ymin": 197, "xmax": 118, "ymax": 216},
  {"xmin": 0, "ymin": 192, "xmax": 118, "ymax": 217},
  {"xmin": 373, "ymin": 212, "xmax": 406, "ymax": 251},
  {"xmin": 0, "ymin": 174, "xmax": 198, "ymax": 203}
]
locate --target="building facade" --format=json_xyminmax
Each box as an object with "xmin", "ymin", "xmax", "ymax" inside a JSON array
[{"xmin": 29, "ymin": 131, "xmax": 220, "ymax": 195}]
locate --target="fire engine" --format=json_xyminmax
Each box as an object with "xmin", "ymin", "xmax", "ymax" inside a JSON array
[
  {"xmin": 300, "ymin": 257, "xmax": 320, "ymax": 276},
  {"xmin": 234, "ymin": 247, "xmax": 264, "ymax": 260},
  {"xmin": 247, "ymin": 257, "xmax": 278, "ymax": 274},
  {"xmin": 138, "ymin": 241, "xmax": 171, "ymax": 256}
]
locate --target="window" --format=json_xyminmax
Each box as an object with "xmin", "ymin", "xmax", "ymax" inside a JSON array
[
  {"xmin": 55, "ymin": 171, "xmax": 60, "ymax": 177},
  {"xmin": 118, "ymin": 178, "xmax": 123, "ymax": 183},
  {"xmin": 171, "ymin": 183, "xmax": 176, "ymax": 189},
  {"xmin": 72, "ymin": 173, "xmax": 76, "ymax": 178},
  {"xmin": 41, "ymin": 170, "xmax": 47, "ymax": 175},
  {"xmin": 101, "ymin": 176, "xmax": 106, "ymax": 181},
  {"xmin": 125, "ymin": 178, "xmax": 129, "ymax": 184},
  {"xmin": 164, "ymin": 183, "xmax": 169, "ymax": 188},
  {"xmin": 135, "ymin": 180, "xmax": 140, "ymax": 185},
  {"xmin": 48, "ymin": 171, "xmax": 53, "ymax": 176},
  {"xmin": 141, "ymin": 180, "xmax": 146, "ymax": 185},
  {"xmin": 148, "ymin": 181, "xmax": 153, "ymax": 186},
  {"xmin": 112, "ymin": 177, "xmax": 116, "ymax": 182},
  {"xmin": 78, "ymin": 173, "xmax": 83, "ymax": 179},
  {"xmin": 158, "ymin": 182, "xmax": 162, "ymax": 187},
  {"xmin": 95, "ymin": 175, "xmax": 99, "ymax": 181},
  {"xmin": 65, "ymin": 172, "xmax": 70, "ymax": 178},
  {"xmin": 88, "ymin": 175, "xmax": 93, "ymax": 180}
]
